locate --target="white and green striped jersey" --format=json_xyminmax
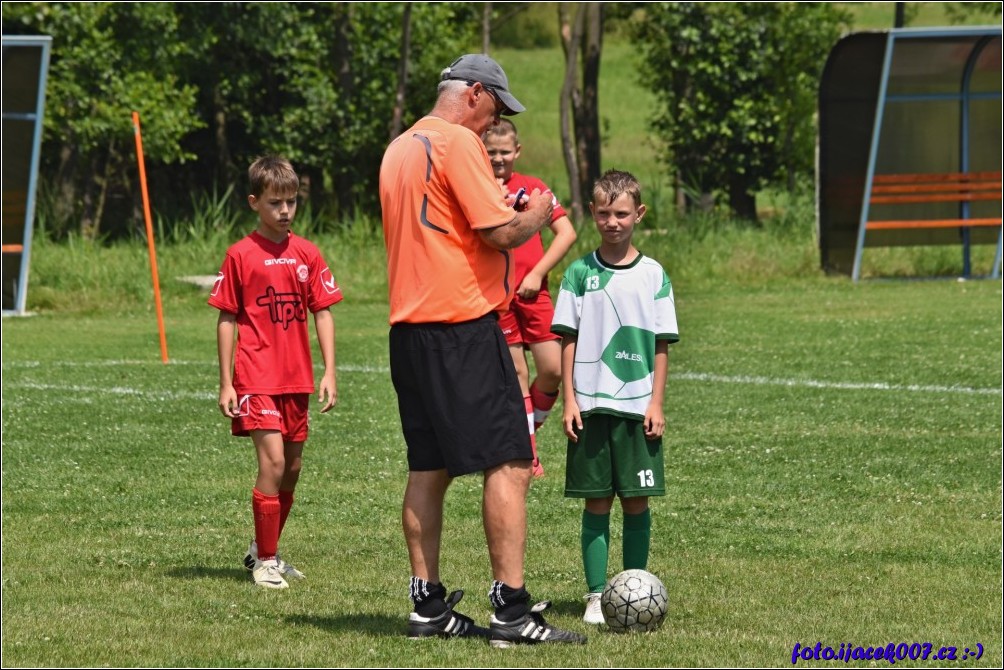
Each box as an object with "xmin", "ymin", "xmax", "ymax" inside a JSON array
[{"xmin": 551, "ymin": 250, "xmax": 679, "ymax": 419}]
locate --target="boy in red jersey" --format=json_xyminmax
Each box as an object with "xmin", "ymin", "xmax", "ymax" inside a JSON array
[
  {"xmin": 209, "ymin": 155, "xmax": 342, "ymax": 589},
  {"xmin": 483, "ymin": 119, "xmax": 577, "ymax": 478}
]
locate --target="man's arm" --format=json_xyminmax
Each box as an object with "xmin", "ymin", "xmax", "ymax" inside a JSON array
[{"xmin": 478, "ymin": 188, "xmax": 553, "ymax": 250}]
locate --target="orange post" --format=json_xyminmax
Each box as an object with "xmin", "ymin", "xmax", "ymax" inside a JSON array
[{"xmin": 132, "ymin": 111, "xmax": 169, "ymax": 364}]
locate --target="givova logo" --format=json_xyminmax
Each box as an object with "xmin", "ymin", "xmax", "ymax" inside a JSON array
[{"xmin": 256, "ymin": 285, "xmax": 306, "ymax": 329}]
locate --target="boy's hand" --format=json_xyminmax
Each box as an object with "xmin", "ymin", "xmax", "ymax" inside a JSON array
[
  {"xmin": 318, "ymin": 374, "xmax": 337, "ymax": 413},
  {"xmin": 218, "ymin": 385, "xmax": 238, "ymax": 418},
  {"xmin": 643, "ymin": 402, "xmax": 665, "ymax": 439},
  {"xmin": 563, "ymin": 399, "xmax": 583, "ymax": 442},
  {"xmin": 516, "ymin": 272, "xmax": 543, "ymax": 300}
]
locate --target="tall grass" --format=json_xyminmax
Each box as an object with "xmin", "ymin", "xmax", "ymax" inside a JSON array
[{"xmin": 23, "ymin": 179, "xmax": 999, "ymax": 317}]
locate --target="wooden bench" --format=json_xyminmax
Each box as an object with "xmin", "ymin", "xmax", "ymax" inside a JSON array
[
  {"xmin": 2, "ymin": 189, "xmax": 26, "ymax": 254},
  {"xmin": 865, "ymin": 171, "xmax": 1002, "ymax": 230}
]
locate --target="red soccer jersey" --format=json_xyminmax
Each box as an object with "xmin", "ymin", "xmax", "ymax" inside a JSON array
[
  {"xmin": 208, "ymin": 231, "xmax": 342, "ymax": 395},
  {"xmin": 503, "ymin": 172, "xmax": 568, "ymax": 287}
]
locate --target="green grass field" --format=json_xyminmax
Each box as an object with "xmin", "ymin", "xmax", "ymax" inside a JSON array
[
  {"xmin": 2, "ymin": 267, "xmax": 1000, "ymax": 666},
  {"xmin": 3, "ymin": 3, "xmax": 1002, "ymax": 665}
]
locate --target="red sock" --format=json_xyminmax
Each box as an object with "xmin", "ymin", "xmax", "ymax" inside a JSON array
[
  {"xmin": 278, "ymin": 490, "xmax": 294, "ymax": 538},
  {"xmin": 252, "ymin": 488, "xmax": 280, "ymax": 561},
  {"xmin": 529, "ymin": 381, "xmax": 558, "ymax": 431}
]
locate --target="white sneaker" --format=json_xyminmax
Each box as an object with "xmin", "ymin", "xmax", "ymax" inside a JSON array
[
  {"xmin": 276, "ymin": 556, "xmax": 305, "ymax": 580},
  {"xmin": 244, "ymin": 540, "xmax": 305, "ymax": 580},
  {"xmin": 583, "ymin": 593, "xmax": 604, "ymax": 624},
  {"xmin": 252, "ymin": 558, "xmax": 289, "ymax": 589}
]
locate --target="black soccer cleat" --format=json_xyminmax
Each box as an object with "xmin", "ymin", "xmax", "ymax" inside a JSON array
[
  {"xmin": 407, "ymin": 590, "xmax": 490, "ymax": 640},
  {"xmin": 489, "ymin": 600, "xmax": 588, "ymax": 648}
]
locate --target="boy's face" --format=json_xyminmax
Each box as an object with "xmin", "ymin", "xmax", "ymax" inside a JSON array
[
  {"xmin": 483, "ymin": 133, "xmax": 520, "ymax": 183},
  {"xmin": 249, "ymin": 186, "xmax": 297, "ymax": 242},
  {"xmin": 590, "ymin": 192, "xmax": 646, "ymax": 247}
]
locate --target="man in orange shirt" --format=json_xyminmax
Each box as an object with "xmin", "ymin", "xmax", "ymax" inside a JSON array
[{"xmin": 379, "ymin": 54, "xmax": 587, "ymax": 647}]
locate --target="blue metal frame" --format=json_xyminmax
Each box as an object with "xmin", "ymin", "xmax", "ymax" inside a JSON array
[
  {"xmin": 2, "ymin": 35, "xmax": 52, "ymax": 315},
  {"xmin": 851, "ymin": 26, "xmax": 1003, "ymax": 282}
]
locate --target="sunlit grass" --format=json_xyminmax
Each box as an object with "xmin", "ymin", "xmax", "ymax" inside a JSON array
[{"xmin": 3, "ymin": 274, "xmax": 1000, "ymax": 667}]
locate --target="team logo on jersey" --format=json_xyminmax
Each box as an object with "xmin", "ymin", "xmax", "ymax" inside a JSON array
[
  {"xmin": 256, "ymin": 285, "xmax": 306, "ymax": 329},
  {"xmin": 211, "ymin": 272, "xmax": 225, "ymax": 297},
  {"xmin": 600, "ymin": 325, "xmax": 653, "ymax": 383},
  {"xmin": 297, "ymin": 264, "xmax": 309, "ymax": 282},
  {"xmin": 321, "ymin": 267, "xmax": 339, "ymax": 295}
]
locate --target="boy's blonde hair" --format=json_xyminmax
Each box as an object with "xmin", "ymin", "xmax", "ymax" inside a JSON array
[
  {"xmin": 592, "ymin": 169, "xmax": 642, "ymax": 207},
  {"xmin": 482, "ymin": 117, "xmax": 519, "ymax": 142},
  {"xmin": 248, "ymin": 155, "xmax": 299, "ymax": 198}
]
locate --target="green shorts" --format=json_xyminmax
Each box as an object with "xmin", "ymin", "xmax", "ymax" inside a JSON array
[{"xmin": 564, "ymin": 412, "xmax": 665, "ymax": 499}]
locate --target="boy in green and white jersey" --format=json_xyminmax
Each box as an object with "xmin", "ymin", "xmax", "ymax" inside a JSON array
[{"xmin": 550, "ymin": 169, "xmax": 679, "ymax": 625}]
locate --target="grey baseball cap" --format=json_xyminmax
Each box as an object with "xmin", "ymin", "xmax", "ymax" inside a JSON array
[{"xmin": 441, "ymin": 54, "xmax": 525, "ymax": 115}]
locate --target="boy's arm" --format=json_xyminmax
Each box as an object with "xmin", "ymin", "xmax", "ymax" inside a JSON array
[
  {"xmin": 313, "ymin": 307, "xmax": 337, "ymax": 413},
  {"xmin": 643, "ymin": 340, "xmax": 670, "ymax": 439},
  {"xmin": 517, "ymin": 214, "xmax": 577, "ymax": 299},
  {"xmin": 216, "ymin": 311, "xmax": 238, "ymax": 417},
  {"xmin": 560, "ymin": 334, "xmax": 582, "ymax": 442}
]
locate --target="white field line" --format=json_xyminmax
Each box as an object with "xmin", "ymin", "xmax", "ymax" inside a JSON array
[{"xmin": 2, "ymin": 360, "xmax": 1000, "ymax": 397}]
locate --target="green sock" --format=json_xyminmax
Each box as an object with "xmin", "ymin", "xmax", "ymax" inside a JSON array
[
  {"xmin": 581, "ymin": 509, "xmax": 610, "ymax": 594},
  {"xmin": 623, "ymin": 508, "xmax": 651, "ymax": 570}
]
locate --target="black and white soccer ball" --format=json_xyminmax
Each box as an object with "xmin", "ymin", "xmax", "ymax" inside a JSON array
[{"xmin": 600, "ymin": 569, "xmax": 668, "ymax": 633}]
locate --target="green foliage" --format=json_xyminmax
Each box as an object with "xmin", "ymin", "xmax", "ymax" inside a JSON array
[
  {"xmin": 632, "ymin": 3, "xmax": 851, "ymax": 220},
  {"xmin": 492, "ymin": 3, "xmax": 558, "ymax": 49},
  {"xmin": 2, "ymin": 2, "xmax": 479, "ymax": 236},
  {"xmin": 942, "ymin": 1, "xmax": 1002, "ymax": 24},
  {"xmin": 3, "ymin": 2, "xmax": 203, "ymax": 162},
  {"xmin": 5, "ymin": 1, "xmax": 999, "ymax": 242}
]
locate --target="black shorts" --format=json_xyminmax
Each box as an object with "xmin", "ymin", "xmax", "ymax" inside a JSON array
[{"xmin": 389, "ymin": 314, "xmax": 532, "ymax": 477}]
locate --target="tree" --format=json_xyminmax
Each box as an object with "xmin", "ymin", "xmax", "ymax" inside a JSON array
[
  {"xmin": 2, "ymin": 2, "xmax": 204, "ymax": 239},
  {"xmin": 558, "ymin": 2, "xmax": 604, "ymax": 224},
  {"xmin": 633, "ymin": 3, "xmax": 850, "ymax": 221},
  {"xmin": 2, "ymin": 2, "xmax": 480, "ymax": 236}
]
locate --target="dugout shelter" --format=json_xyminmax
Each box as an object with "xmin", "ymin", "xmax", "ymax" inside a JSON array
[
  {"xmin": 2, "ymin": 34, "xmax": 51, "ymax": 315},
  {"xmin": 817, "ymin": 26, "xmax": 1002, "ymax": 281}
]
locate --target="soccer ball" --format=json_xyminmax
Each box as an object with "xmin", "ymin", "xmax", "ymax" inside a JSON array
[{"xmin": 600, "ymin": 569, "xmax": 668, "ymax": 633}]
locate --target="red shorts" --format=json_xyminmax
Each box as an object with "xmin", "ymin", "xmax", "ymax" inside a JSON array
[
  {"xmin": 232, "ymin": 393, "xmax": 310, "ymax": 442},
  {"xmin": 498, "ymin": 287, "xmax": 560, "ymax": 346}
]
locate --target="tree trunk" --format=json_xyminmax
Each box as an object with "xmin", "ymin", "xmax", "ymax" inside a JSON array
[
  {"xmin": 559, "ymin": 3, "xmax": 585, "ymax": 225},
  {"xmin": 389, "ymin": 2, "xmax": 413, "ymax": 141},
  {"xmin": 80, "ymin": 153, "xmax": 103, "ymax": 240},
  {"xmin": 574, "ymin": 2, "xmax": 603, "ymax": 209},
  {"xmin": 332, "ymin": 2, "xmax": 355, "ymax": 220},
  {"xmin": 213, "ymin": 83, "xmax": 233, "ymax": 189},
  {"xmin": 728, "ymin": 174, "xmax": 759, "ymax": 223},
  {"xmin": 482, "ymin": 2, "xmax": 492, "ymax": 54},
  {"xmin": 55, "ymin": 142, "xmax": 78, "ymax": 237},
  {"xmin": 93, "ymin": 138, "xmax": 118, "ymax": 239}
]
